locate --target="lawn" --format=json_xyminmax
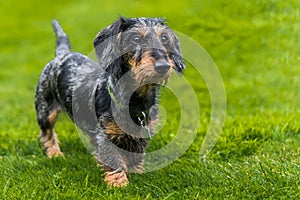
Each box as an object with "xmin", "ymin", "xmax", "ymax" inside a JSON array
[{"xmin": 1, "ymin": 0, "xmax": 300, "ymax": 199}]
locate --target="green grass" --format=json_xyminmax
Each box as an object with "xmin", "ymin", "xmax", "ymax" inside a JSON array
[{"xmin": 1, "ymin": 0, "xmax": 300, "ymax": 199}]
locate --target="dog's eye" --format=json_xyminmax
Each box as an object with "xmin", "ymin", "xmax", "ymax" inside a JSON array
[
  {"xmin": 160, "ymin": 34, "xmax": 169, "ymax": 44},
  {"xmin": 131, "ymin": 35, "xmax": 142, "ymax": 44}
]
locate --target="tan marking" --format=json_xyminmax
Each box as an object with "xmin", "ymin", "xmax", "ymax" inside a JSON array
[
  {"xmin": 48, "ymin": 110, "xmax": 59, "ymax": 128},
  {"xmin": 138, "ymin": 29, "xmax": 147, "ymax": 37},
  {"xmin": 103, "ymin": 120, "xmax": 126, "ymax": 136},
  {"xmin": 133, "ymin": 51, "xmax": 156, "ymax": 84},
  {"xmin": 167, "ymin": 57, "xmax": 175, "ymax": 68},
  {"xmin": 154, "ymin": 26, "xmax": 164, "ymax": 36},
  {"xmin": 41, "ymin": 109, "xmax": 63, "ymax": 158},
  {"xmin": 128, "ymin": 57, "xmax": 138, "ymax": 69},
  {"xmin": 136, "ymin": 85, "xmax": 151, "ymax": 97},
  {"xmin": 40, "ymin": 129, "xmax": 64, "ymax": 158},
  {"xmin": 134, "ymin": 51, "xmax": 174, "ymax": 85},
  {"xmin": 104, "ymin": 170, "xmax": 128, "ymax": 187}
]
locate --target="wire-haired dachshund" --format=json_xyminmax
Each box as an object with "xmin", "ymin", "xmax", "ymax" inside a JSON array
[{"xmin": 35, "ymin": 17, "xmax": 185, "ymax": 187}]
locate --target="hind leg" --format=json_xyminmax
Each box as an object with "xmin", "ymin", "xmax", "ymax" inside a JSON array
[
  {"xmin": 35, "ymin": 80, "xmax": 64, "ymax": 158},
  {"xmin": 39, "ymin": 109, "xmax": 64, "ymax": 158}
]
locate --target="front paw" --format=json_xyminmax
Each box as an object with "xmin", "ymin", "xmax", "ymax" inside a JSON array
[{"xmin": 104, "ymin": 170, "xmax": 128, "ymax": 187}]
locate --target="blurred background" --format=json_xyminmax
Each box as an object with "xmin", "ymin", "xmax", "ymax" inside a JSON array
[
  {"xmin": 0, "ymin": 0, "xmax": 299, "ymax": 198},
  {"xmin": 1, "ymin": 0, "xmax": 299, "ymax": 118}
]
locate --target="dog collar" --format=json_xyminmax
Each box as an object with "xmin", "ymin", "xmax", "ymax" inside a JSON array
[
  {"xmin": 106, "ymin": 83, "xmax": 150, "ymax": 116},
  {"xmin": 107, "ymin": 84, "xmax": 152, "ymax": 139},
  {"xmin": 107, "ymin": 84, "xmax": 127, "ymax": 110}
]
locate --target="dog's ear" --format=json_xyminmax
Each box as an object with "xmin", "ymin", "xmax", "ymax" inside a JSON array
[
  {"xmin": 93, "ymin": 17, "xmax": 133, "ymax": 71},
  {"xmin": 169, "ymin": 34, "xmax": 185, "ymax": 74},
  {"xmin": 94, "ymin": 17, "xmax": 128, "ymax": 49}
]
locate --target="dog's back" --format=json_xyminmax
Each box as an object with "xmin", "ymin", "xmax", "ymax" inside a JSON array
[
  {"xmin": 42, "ymin": 20, "xmax": 101, "ymax": 116},
  {"xmin": 35, "ymin": 20, "xmax": 101, "ymax": 156}
]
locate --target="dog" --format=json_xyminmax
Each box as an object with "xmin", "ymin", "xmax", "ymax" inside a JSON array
[{"xmin": 34, "ymin": 17, "xmax": 185, "ymax": 187}]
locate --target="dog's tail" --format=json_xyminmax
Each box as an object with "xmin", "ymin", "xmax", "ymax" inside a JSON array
[{"xmin": 52, "ymin": 19, "xmax": 71, "ymax": 58}]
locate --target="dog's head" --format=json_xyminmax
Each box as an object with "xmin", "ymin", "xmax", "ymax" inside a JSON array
[{"xmin": 94, "ymin": 17, "xmax": 185, "ymax": 84}]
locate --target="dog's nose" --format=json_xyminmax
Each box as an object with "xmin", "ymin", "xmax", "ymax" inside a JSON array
[{"xmin": 154, "ymin": 61, "xmax": 170, "ymax": 74}]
